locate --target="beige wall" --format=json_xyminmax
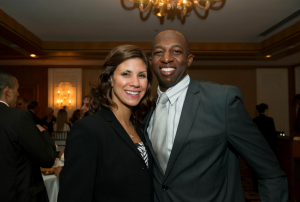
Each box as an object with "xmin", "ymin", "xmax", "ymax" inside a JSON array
[
  {"xmin": 82, "ymin": 67, "xmax": 257, "ymax": 118},
  {"xmin": 82, "ymin": 68, "xmax": 101, "ymax": 97}
]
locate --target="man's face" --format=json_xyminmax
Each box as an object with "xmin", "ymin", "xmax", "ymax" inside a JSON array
[
  {"xmin": 8, "ymin": 79, "xmax": 19, "ymax": 108},
  {"xmin": 80, "ymin": 97, "xmax": 90, "ymax": 117},
  {"xmin": 16, "ymin": 98, "xmax": 26, "ymax": 109},
  {"xmin": 150, "ymin": 31, "xmax": 193, "ymax": 92},
  {"xmin": 44, "ymin": 108, "xmax": 53, "ymax": 116}
]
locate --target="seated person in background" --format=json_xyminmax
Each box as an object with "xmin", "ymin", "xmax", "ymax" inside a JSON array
[
  {"xmin": 80, "ymin": 95, "xmax": 90, "ymax": 118},
  {"xmin": 27, "ymin": 100, "xmax": 43, "ymax": 125},
  {"xmin": 41, "ymin": 107, "xmax": 56, "ymax": 134},
  {"xmin": 16, "ymin": 97, "xmax": 27, "ymax": 110},
  {"xmin": 53, "ymin": 109, "xmax": 71, "ymax": 134},
  {"xmin": 69, "ymin": 109, "xmax": 81, "ymax": 125}
]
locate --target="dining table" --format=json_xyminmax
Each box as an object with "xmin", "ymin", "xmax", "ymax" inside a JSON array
[{"xmin": 42, "ymin": 173, "xmax": 59, "ymax": 202}]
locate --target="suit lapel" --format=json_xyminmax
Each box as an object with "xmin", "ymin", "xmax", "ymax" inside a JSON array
[
  {"xmin": 164, "ymin": 78, "xmax": 201, "ymax": 180},
  {"xmin": 100, "ymin": 108, "xmax": 144, "ymax": 161},
  {"xmin": 143, "ymin": 108, "xmax": 165, "ymax": 175}
]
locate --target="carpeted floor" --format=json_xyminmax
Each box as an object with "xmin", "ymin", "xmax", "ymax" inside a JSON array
[{"xmin": 239, "ymin": 157, "xmax": 260, "ymax": 202}]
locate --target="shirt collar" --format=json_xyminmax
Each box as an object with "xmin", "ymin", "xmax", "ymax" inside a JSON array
[
  {"xmin": 157, "ymin": 74, "xmax": 190, "ymax": 105},
  {"xmin": 0, "ymin": 100, "xmax": 9, "ymax": 107}
]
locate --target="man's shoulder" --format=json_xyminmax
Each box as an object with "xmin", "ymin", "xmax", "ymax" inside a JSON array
[
  {"xmin": 190, "ymin": 78, "xmax": 234, "ymax": 95},
  {"xmin": 191, "ymin": 77, "xmax": 233, "ymax": 90}
]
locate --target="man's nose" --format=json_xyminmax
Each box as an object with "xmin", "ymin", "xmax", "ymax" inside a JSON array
[{"xmin": 160, "ymin": 52, "xmax": 173, "ymax": 63}]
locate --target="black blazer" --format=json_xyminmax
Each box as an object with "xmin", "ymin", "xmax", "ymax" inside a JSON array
[
  {"xmin": 58, "ymin": 108, "xmax": 153, "ymax": 202},
  {"xmin": 0, "ymin": 102, "xmax": 56, "ymax": 202},
  {"xmin": 144, "ymin": 77, "xmax": 288, "ymax": 202}
]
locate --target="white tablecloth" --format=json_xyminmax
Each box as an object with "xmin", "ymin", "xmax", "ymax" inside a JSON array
[{"xmin": 42, "ymin": 174, "xmax": 59, "ymax": 202}]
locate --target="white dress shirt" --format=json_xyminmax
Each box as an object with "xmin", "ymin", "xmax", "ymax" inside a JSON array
[
  {"xmin": 0, "ymin": 100, "xmax": 9, "ymax": 107},
  {"xmin": 147, "ymin": 75, "xmax": 190, "ymax": 156}
]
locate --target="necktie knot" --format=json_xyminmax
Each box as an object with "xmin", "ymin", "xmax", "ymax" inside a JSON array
[{"xmin": 158, "ymin": 93, "xmax": 168, "ymax": 104}]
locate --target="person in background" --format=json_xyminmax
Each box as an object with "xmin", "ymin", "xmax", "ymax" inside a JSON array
[
  {"xmin": 252, "ymin": 103, "xmax": 278, "ymax": 193},
  {"xmin": 80, "ymin": 95, "xmax": 90, "ymax": 118},
  {"xmin": 69, "ymin": 109, "xmax": 81, "ymax": 125},
  {"xmin": 53, "ymin": 109, "xmax": 70, "ymax": 133},
  {"xmin": 294, "ymin": 94, "xmax": 300, "ymax": 134},
  {"xmin": 27, "ymin": 100, "xmax": 43, "ymax": 125},
  {"xmin": 58, "ymin": 45, "xmax": 153, "ymax": 202},
  {"xmin": 144, "ymin": 30, "xmax": 288, "ymax": 202},
  {"xmin": 41, "ymin": 107, "xmax": 57, "ymax": 134},
  {"xmin": 16, "ymin": 97, "xmax": 28, "ymax": 109},
  {"xmin": 0, "ymin": 70, "xmax": 56, "ymax": 202},
  {"xmin": 253, "ymin": 103, "xmax": 277, "ymax": 154}
]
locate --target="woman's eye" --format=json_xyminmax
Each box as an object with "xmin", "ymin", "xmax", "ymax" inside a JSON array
[
  {"xmin": 139, "ymin": 74, "xmax": 147, "ymax": 78},
  {"xmin": 121, "ymin": 72, "xmax": 130, "ymax": 76}
]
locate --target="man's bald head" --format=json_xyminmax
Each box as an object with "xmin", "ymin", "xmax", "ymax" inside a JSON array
[{"xmin": 152, "ymin": 30, "xmax": 190, "ymax": 55}]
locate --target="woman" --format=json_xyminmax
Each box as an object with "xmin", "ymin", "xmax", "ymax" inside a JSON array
[
  {"xmin": 53, "ymin": 109, "xmax": 70, "ymax": 134},
  {"xmin": 58, "ymin": 45, "xmax": 153, "ymax": 202},
  {"xmin": 69, "ymin": 109, "xmax": 81, "ymax": 125}
]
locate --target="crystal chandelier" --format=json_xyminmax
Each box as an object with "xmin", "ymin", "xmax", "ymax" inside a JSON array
[{"xmin": 124, "ymin": 0, "xmax": 221, "ymax": 17}]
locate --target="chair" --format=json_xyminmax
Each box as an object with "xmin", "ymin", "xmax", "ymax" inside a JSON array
[{"xmin": 52, "ymin": 131, "xmax": 68, "ymax": 151}]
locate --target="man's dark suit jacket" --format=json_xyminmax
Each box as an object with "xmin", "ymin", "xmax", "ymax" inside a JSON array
[
  {"xmin": 0, "ymin": 102, "xmax": 56, "ymax": 202},
  {"xmin": 58, "ymin": 107, "xmax": 153, "ymax": 202},
  {"xmin": 144, "ymin": 77, "xmax": 288, "ymax": 202},
  {"xmin": 253, "ymin": 114, "xmax": 277, "ymax": 154},
  {"xmin": 28, "ymin": 110, "xmax": 43, "ymax": 125}
]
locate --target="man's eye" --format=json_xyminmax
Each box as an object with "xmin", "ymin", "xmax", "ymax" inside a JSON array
[
  {"xmin": 154, "ymin": 51, "xmax": 163, "ymax": 55},
  {"xmin": 173, "ymin": 50, "xmax": 181, "ymax": 54}
]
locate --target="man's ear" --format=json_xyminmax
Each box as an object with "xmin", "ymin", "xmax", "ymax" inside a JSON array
[
  {"xmin": 187, "ymin": 54, "xmax": 193, "ymax": 67},
  {"xmin": 4, "ymin": 86, "xmax": 11, "ymax": 97}
]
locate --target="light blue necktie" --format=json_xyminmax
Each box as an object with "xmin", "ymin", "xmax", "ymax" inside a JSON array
[{"xmin": 151, "ymin": 93, "xmax": 169, "ymax": 174}]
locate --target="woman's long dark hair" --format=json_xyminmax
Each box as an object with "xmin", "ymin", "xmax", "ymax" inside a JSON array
[{"xmin": 89, "ymin": 45, "xmax": 153, "ymax": 123}]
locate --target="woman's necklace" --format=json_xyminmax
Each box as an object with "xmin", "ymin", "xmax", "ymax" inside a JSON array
[{"xmin": 129, "ymin": 123, "xmax": 134, "ymax": 139}]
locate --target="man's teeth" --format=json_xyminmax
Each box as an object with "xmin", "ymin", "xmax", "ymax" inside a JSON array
[
  {"xmin": 125, "ymin": 91, "xmax": 139, "ymax": 95},
  {"xmin": 161, "ymin": 68, "xmax": 175, "ymax": 72}
]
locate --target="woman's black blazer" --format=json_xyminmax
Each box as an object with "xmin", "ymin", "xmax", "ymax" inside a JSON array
[{"xmin": 58, "ymin": 108, "xmax": 153, "ymax": 202}]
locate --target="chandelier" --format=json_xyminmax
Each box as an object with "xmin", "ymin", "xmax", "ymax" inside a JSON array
[{"xmin": 124, "ymin": 0, "xmax": 221, "ymax": 17}]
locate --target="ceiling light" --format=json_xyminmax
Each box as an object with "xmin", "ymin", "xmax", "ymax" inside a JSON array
[
  {"xmin": 30, "ymin": 54, "xmax": 36, "ymax": 58},
  {"xmin": 265, "ymin": 55, "xmax": 272, "ymax": 58},
  {"xmin": 125, "ymin": 0, "xmax": 221, "ymax": 17}
]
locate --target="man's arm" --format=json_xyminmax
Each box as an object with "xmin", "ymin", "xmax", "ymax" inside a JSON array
[
  {"xmin": 18, "ymin": 110, "xmax": 56, "ymax": 168},
  {"xmin": 225, "ymin": 86, "xmax": 288, "ymax": 202}
]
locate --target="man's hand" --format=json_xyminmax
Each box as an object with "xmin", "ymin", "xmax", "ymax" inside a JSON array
[{"xmin": 36, "ymin": 124, "xmax": 46, "ymax": 132}]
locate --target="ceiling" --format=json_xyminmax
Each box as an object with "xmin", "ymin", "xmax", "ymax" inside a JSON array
[{"xmin": 0, "ymin": 0, "xmax": 300, "ymax": 66}]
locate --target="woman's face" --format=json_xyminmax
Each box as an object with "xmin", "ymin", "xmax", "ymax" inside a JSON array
[{"xmin": 110, "ymin": 58, "xmax": 148, "ymax": 109}]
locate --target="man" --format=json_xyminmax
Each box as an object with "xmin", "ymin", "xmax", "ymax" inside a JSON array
[
  {"xmin": 0, "ymin": 70, "xmax": 56, "ymax": 202},
  {"xmin": 27, "ymin": 100, "xmax": 43, "ymax": 125},
  {"xmin": 41, "ymin": 107, "xmax": 57, "ymax": 134},
  {"xmin": 80, "ymin": 95, "xmax": 90, "ymax": 118},
  {"xmin": 16, "ymin": 97, "xmax": 28, "ymax": 109},
  {"xmin": 253, "ymin": 103, "xmax": 277, "ymax": 154},
  {"xmin": 144, "ymin": 30, "xmax": 288, "ymax": 202}
]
